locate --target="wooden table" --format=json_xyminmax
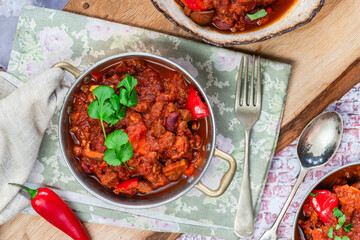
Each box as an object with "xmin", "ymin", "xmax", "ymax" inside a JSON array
[{"xmin": 3, "ymin": 0, "xmax": 360, "ymax": 239}]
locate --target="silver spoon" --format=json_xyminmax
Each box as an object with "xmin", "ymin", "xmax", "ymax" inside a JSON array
[{"xmin": 259, "ymin": 111, "xmax": 343, "ymax": 240}]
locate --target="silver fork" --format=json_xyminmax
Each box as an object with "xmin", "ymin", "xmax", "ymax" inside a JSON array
[{"xmin": 234, "ymin": 55, "xmax": 262, "ymax": 238}]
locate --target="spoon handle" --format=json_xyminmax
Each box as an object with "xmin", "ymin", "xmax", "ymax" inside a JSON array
[
  {"xmin": 259, "ymin": 168, "xmax": 308, "ymax": 240},
  {"xmin": 234, "ymin": 129, "xmax": 254, "ymax": 238}
]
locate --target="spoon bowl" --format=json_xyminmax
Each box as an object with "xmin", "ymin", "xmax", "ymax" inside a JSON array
[
  {"xmin": 259, "ymin": 111, "xmax": 343, "ymax": 240},
  {"xmin": 297, "ymin": 111, "xmax": 343, "ymax": 168}
]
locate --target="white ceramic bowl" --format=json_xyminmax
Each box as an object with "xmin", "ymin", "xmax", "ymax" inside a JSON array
[{"xmin": 151, "ymin": 0, "xmax": 324, "ymax": 46}]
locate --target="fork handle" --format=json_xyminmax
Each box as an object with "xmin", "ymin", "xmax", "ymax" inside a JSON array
[{"xmin": 234, "ymin": 129, "xmax": 254, "ymax": 238}]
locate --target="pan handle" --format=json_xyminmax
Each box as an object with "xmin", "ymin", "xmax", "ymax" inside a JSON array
[
  {"xmin": 52, "ymin": 62, "xmax": 82, "ymax": 78},
  {"xmin": 195, "ymin": 148, "xmax": 237, "ymax": 197}
]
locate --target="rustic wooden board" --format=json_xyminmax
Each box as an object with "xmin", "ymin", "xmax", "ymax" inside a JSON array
[
  {"xmin": 5, "ymin": 0, "xmax": 360, "ymax": 239},
  {"xmin": 0, "ymin": 213, "xmax": 180, "ymax": 240}
]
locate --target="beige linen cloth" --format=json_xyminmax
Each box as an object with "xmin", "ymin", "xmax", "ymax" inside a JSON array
[{"xmin": 0, "ymin": 68, "xmax": 68, "ymax": 224}]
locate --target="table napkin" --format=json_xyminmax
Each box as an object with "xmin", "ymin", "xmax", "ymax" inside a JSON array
[
  {"xmin": 0, "ymin": 68, "xmax": 66, "ymax": 224},
  {"xmin": 6, "ymin": 6, "xmax": 292, "ymax": 239}
]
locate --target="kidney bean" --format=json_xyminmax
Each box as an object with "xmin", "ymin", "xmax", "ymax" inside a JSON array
[{"xmin": 165, "ymin": 112, "xmax": 179, "ymax": 132}]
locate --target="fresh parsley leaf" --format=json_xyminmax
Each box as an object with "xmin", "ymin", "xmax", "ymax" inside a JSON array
[
  {"xmin": 109, "ymin": 94, "xmax": 121, "ymax": 113},
  {"xmin": 247, "ymin": 9, "xmax": 268, "ymax": 21},
  {"xmin": 104, "ymin": 130, "xmax": 129, "ymax": 150},
  {"xmin": 127, "ymin": 87, "xmax": 138, "ymax": 107},
  {"xmin": 341, "ymin": 236, "xmax": 350, "ymax": 240},
  {"xmin": 103, "ymin": 149, "xmax": 121, "ymax": 166},
  {"xmin": 344, "ymin": 223, "xmax": 353, "ymax": 232},
  {"xmin": 88, "ymin": 86, "xmax": 117, "ymax": 138},
  {"xmin": 336, "ymin": 215, "xmax": 346, "ymax": 230},
  {"xmin": 310, "ymin": 192, "xmax": 318, "ymax": 197},
  {"xmin": 92, "ymin": 85, "xmax": 115, "ymax": 105},
  {"xmin": 88, "ymin": 79, "xmax": 138, "ymax": 136},
  {"xmin": 103, "ymin": 130, "xmax": 133, "ymax": 167},
  {"xmin": 118, "ymin": 105, "xmax": 127, "ymax": 119},
  {"xmin": 334, "ymin": 237, "xmax": 341, "ymax": 240},
  {"xmin": 104, "ymin": 114, "xmax": 120, "ymax": 126},
  {"xmin": 88, "ymin": 100, "xmax": 102, "ymax": 119},
  {"xmin": 117, "ymin": 74, "xmax": 138, "ymax": 92},
  {"xmin": 119, "ymin": 88, "xmax": 129, "ymax": 106},
  {"xmin": 118, "ymin": 142, "xmax": 134, "ymax": 162},
  {"xmin": 327, "ymin": 226, "xmax": 333, "ymax": 238},
  {"xmin": 333, "ymin": 207, "xmax": 344, "ymax": 218},
  {"xmin": 117, "ymin": 74, "xmax": 138, "ymax": 108}
]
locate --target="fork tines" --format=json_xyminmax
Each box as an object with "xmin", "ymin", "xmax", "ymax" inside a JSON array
[{"xmin": 235, "ymin": 55, "xmax": 261, "ymax": 107}]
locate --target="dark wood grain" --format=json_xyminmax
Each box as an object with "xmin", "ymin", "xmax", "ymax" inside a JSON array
[{"xmin": 277, "ymin": 59, "xmax": 360, "ymax": 152}]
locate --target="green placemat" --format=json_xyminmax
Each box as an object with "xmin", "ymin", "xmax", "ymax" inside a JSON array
[{"xmin": 8, "ymin": 6, "xmax": 291, "ymax": 239}]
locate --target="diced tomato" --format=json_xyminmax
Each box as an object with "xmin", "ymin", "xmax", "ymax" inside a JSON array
[{"xmin": 184, "ymin": 163, "xmax": 196, "ymax": 177}]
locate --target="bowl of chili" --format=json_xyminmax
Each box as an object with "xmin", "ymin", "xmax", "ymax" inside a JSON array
[
  {"xmin": 294, "ymin": 163, "xmax": 360, "ymax": 239},
  {"xmin": 151, "ymin": 0, "xmax": 324, "ymax": 46},
  {"xmin": 54, "ymin": 52, "xmax": 237, "ymax": 208}
]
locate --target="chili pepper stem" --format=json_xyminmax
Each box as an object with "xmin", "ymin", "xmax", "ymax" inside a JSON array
[{"xmin": 8, "ymin": 183, "xmax": 38, "ymax": 199}]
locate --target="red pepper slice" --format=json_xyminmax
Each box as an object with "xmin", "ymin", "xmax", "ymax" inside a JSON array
[
  {"xmin": 265, "ymin": 6, "xmax": 272, "ymax": 14},
  {"xmin": 183, "ymin": 0, "xmax": 207, "ymax": 11},
  {"xmin": 309, "ymin": 190, "xmax": 339, "ymax": 224},
  {"xmin": 9, "ymin": 183, "xmax": 90, "ymax": 240},
  {"xmin": 91, "ymin": 71, "xmax": 102, "ymax": 81},
  {"xmin": 116, "ymin": 178, "xmax": 138, "ymax": 190},
  {"xmin": 187, "ymin": 85, "xmax": 210, "ymax": 119}
]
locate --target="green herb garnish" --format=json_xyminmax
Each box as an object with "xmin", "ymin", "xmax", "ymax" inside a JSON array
[
  {"xmin": 344, "ymin": 223, "xmax": 353, "ymax": 232},
  {"xmin": 88, "ymin": 85, "xmax": 116, "ymax": 138},
  {"xmin": 117, "ymin": 74, "xmax": 138, "ymax": 107},
  {"xmin": 104, "ymin": 130, "xmax": 133, "ymax": 167},
  {"xmin": 310, "ymin": 192, "xmax": 318, "ymax": 197},
  {"xmin": 87, "ymin": 74, "xmax": 139, "ymax": 168},
  {"xmin": 336, "ymin": 215, "xmax": 346, "ymax": 230},
  {"xmin": 328, "ymin": 226, "xmax": 334, "ymax": 238},
  {"xmin": 341, "ymin": 236, "xmax": 350, "ymax": 240},
  {"xmin": 334, "ymin": 237, "xmax": 341, "ymax": 240},
  {"xmin": 88, "ymin": 74, "xmax": 138, "ymax": 139},
  {"xmin": 333, "ymin": 207, "xmax": 344, "ymax": 218},
  {"xmin": 246, "ymin": 9, "xmax": 268, "ymax": 21}
]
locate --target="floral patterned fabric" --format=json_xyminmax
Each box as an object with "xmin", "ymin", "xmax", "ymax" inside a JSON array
[{"xmin": 9, "ymin": 7, "xmax": 291, "ymax": 239}]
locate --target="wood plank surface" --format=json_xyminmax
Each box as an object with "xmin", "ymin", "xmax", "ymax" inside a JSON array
[
  {"xmin": 5, "ymin": 0, "xmax": 360, "ymax": 239},
  {"xmin": 0, "ymin": 213, "xmax": 181, "ymax": 240}
]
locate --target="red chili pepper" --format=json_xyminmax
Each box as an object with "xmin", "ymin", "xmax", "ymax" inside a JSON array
[
  {"xmin": 309, "ymin": 190, "xmax": 339, "ymax": 224},
  {"xmin": 187, "ymin": 85, "xmax": 210, "ymax": 119},
  {"xmin": 9, "ymin": 183, "xmax": 90, "ymax": 240},
  {"xmin": 183, "ymin": 0, "xmax": 207, "ymax": 11},
  {"xmin": 116, "ymin": 178, "xmax": 138, "ymax": 190}
]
